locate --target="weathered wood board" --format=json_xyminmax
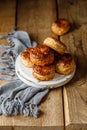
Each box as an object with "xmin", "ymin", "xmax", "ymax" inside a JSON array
[
  {"xmin": 58, "ymin": 0, "xmax": 87, "ymax": 129},
  {"xmin": 0, "ymin": 0, "xmax": 16, "ymax": 86},
  {"xmin": 0, "ymin": 0, "xmax": 64, "ymax": 130},
  {"xmin": 17, "ymin": 0, "xmax": 57, "ymax": 43},
  {"xmin": 0, "ymin": 0, "xmax": 16, "ymax": 35}
]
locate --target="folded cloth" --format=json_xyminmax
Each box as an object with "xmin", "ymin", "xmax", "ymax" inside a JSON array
[
  {"xmin": 0, "ymin": 30, "xmax": 49, "ymax": 118},
  {"xmin": 0, "ymin": 80, "xmax": 49, "ymax": 117},
  {"xmin": 0, "ymin": 30, "xmax": 37, "ymax": 79}
]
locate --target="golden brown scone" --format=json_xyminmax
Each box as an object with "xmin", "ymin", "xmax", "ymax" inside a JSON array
[
  {"xmin": 20, "ymin": 48, "xmax": 33, "ymax": 67},
  {"xmin": 30, "ymin": 45, "xmax": 54, "ymax": 66},
  {"xmin": 55, "ymin": 53, "xmax": 75, "ymax": 75},
  {"xmin": 51, "ymin": 19, "xmax": 70, "ymax": 36},
  {"xmin": 32, "ymin": 64, "xmax": 55, "ymax": 81},
  {"xmin": 43, "ymin": 37, "xmax": 67, "ymax": 54}
]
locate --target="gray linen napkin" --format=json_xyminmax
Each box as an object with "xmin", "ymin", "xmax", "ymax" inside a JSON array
[{"xmin": 0, "ymin": 30, "xmax": 49, "ymax": 118}]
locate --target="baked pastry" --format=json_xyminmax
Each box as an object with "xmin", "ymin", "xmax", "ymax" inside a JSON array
[
  {"xmin": 20, "ymin": 48, "xmax": 33, "ymax": 67},
  {"xmin": 43, "ymin": 37, "xmax": 67, "ymax": 54},
  {"xmin": 30, "ymin": 44, "xmax": 54, "ymax": 66},
  {"xmin": 55, "ymin": 53, "xmax": 75, "ymax": 75},
  {"xmin": 32, "ymin": 64, "xmax": 55, "ymax": 81},
  {"xmin": 51, "ymin": 18, "xmax": 70, "ymax": 35}
]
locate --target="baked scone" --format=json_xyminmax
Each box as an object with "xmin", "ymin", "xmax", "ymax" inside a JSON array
[
  {"xmin": 20, "ymin": 48, "xmax": 33, "ymax": 67},
  {"xmin": 51, "ymin": 19, "xmax": 70, "ymax": 35},
  {"xmin": 32, "ymin": 64, "xmax": 55, "ymax": 81},
  {"xmin": 43, "ymin": 37, "xmax": 67, "ymax": 54},
  {"xmin": 30, "ymin": 45, "xmax": 54, "ymax": 66},
  {"xmin": 55, "ymin": 53, "xmax": 75, "ymax": 75}
]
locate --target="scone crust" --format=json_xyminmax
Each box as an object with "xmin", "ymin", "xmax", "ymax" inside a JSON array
[
  {"xmin": 33, "ymin": 72, "xmax": 55, "ymax": 81},
  {"xmin": 30, "ymin": 45, "xmax": 54, "ymax": 66},
  {"xmin": 55, "ymin": 53, "xmax": 75, "ymax": 75},
  {"xmin": 33, "ymin": 64, "xmax": 55, "ymax": 75},
  {"xmin": 20, "ymin": 48, "xmax": 33, "ymax": 67},
  {"xmin": 32, "ymin": 64, "xmax": 55, "ymax": 81},
  {"xmin": 51, "ymin": 19, "xmax": 70, "ymax": 35},
  {"xmin": 43, "ymin": 37, "xmax": 67, "ymax": 54}
]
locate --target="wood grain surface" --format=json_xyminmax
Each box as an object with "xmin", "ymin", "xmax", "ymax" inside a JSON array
[
  {"xmin": 58, "ymin": 0, "xmax": 87, "ymax": 129},
  {"xmin": 0, "ymin": 0, "xmax": 16, "ymax": 34},
  {"xmin": 17, "ymin": 0, "xmax": 57, "ymax": 43},
  {"xmin": 0, "ymin": 0, "xmax": 87, "ymax": 129},
  {"xmin": 0, "ymin": 0, "xmax": 16, "ymax": 86},
  {"xmin": 0, "ymin": 0, "xmax": 64, "ymax": 130},
  {"xmin": 0, "ymin": 88, "xmax": 63, "ymax": 130},
  {"xmin": 0, "ymin": 0, "xmax": 16, "ymax": 45}
]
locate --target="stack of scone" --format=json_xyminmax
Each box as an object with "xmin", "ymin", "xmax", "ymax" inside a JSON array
[
  {"xmin": 20, "ymin": 18, "xmax": 75, "ymax": 81},
  {"xmin": 30, "ymin": 44, "xmax": 55, "ymax": 81}
]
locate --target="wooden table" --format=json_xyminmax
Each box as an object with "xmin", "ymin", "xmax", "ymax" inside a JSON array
[{"xmin": 0, "ymin": 0, "xmax": 87, "ymax": 130}]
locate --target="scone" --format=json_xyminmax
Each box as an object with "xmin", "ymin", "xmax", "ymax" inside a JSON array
[
  {"xmin": 20, "ymin": 48, "xmax": 33, "ymax": 67},
  {"xmin": 32, "ymin": 64, "xmax": 55, "ymax": 81},
  {"xmin": 51, "ymin": 18, "xmax": 70, "ymax": 35},
  {"xmin": 55, "ymin": 53, "xmax": 75, "ymax": 75},
  {"xmin": 30, "ymin": 44, "xmax": 54, "ymax": 66},
  {"xmin": 43, "ymin": 37, "xmax": 67, "ymax": 54}
]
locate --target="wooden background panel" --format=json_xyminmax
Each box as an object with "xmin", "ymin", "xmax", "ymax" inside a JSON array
[
  {"xmin": 0, "ymin": 1, "xmax": 16, "ymax": 129},
  {"xmin": 14, "ymin": 126, "xmax": 62, "ymax": 130},
  {"xmin": 0, "ymin": 0, "xmax": 16, "ymax": 45},
  {"xmin": 17, "ymin": 0, "xmax": 57, "ymax": 43},
  {"xmin": 0, "ymin": 0, "xmax": 16, "ymax": 34},
  {"xmin": 58, "ymin": 0, "xmax": 87, "ymax": 25},
  {"xmin": 0, "ymin": 0, "xmax": 16, "ymax": 86},
  {"xmin": 58, "ymin": 0, "xmax": 87, "ymax": 130},
  {"xmin": 0, "ymin": 127, "xmax": 12, "ymax": 130}
]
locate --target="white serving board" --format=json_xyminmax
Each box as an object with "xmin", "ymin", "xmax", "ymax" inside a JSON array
[{"xmin": 15, "ymin": 55, "xmax": 76, "ymax": 89}]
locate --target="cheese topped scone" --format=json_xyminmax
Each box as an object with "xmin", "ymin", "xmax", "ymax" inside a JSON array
[
  {"xmin": 33, "ymin": 64, "xmax": 55, "ymax": 81},
  {"xmin": 30, "ymin": 44, "xmax": 54, "ymax": 66},
  {"xmin": 55, "ymin": 53, "xmax": 75, "ymax": 75},
  {"xmin": 43, "ymin": 37, "xmax": 67, "ymax": 54},
  {"xmin": 20, "ymin": 48, "xmax": 33, "ymax": 67},
  {"xmin": 51, "ymin": 18, "xmax": 70, "ymax": 35}
]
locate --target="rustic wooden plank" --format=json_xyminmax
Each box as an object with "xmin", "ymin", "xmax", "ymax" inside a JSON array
[
  {"xmin": 58, "ymin": 0, "xmax": 87, "ymax": 130},
  {"xmin": 14, "ymin": 126, "xmax": 62, "ymax": 130},
  {"xmin": 0, "ymin": 0, "xmax": 16, "ymax": 34},
  {"xmin": 13, "ymin": 0, "xmax": 64, "ymax": 130},
  {"xmin": 0, "ymin": 127, "xmax": 12, "ymax": 130},
  {"xmin": 0, "ymin": 88, "xmax": 63, "ymax": 130},
  {"xmin": 0, "ymin": 1, "xmax": 16, "ymax": 129},
  {"xmin": 17, "ymin": 0, "xmax": 57, "ymax": 43},
  {"xmin": 0, "ymin": 0, "xmax": 16, "ymax": 86},
  {"xmin": 0, "ymin": 0, "xmax": 16, "ymax": 45}
]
